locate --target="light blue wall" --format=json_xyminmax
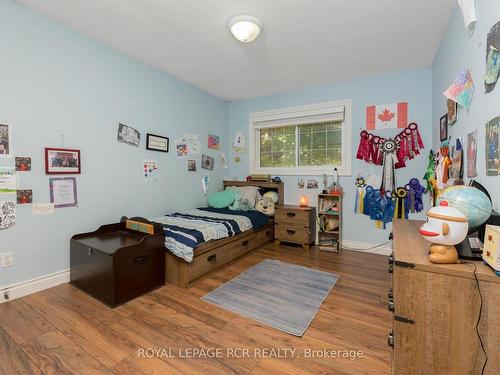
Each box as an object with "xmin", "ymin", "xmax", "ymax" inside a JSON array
[
  {"xmin": 432, "ymin": 0, "xmax": 500, "ymax": 211},
  {"xmin": 0, "ymin": 0, "xmax": 228, "ymax": 288},
  {"xmin": 228, "ymin": 69, "xmax": 433, "ymax": 245}
]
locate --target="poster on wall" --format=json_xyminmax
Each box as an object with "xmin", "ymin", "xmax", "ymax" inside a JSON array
[
  {"xmin": 220, "ymin": 153, "xmax": 228, "ymax": 169},
  {"xmin": 117, "ymin": 123, "xmax": 140, "ymax": 147},
  {"xmin": 32, "ymin": 203, "xmax": 54, "ymax": 216},
  {"xmin": 0, "ymin": 124, "xmax": 12, "ymax": 158},
  {"xmin": 184, "ymin": 134, "xmax": 201, "ymax": 155},
  {"xmin": 208, "ymin": 134, "xmax": 220, "ymax": 150},
  {"xmin": 447, "ymin": 99, "xmax": 458, "ymax": 125},
  {"xmin": 201, "ymin": 155, "xmax": 214, "ymax": 170},
  {"xmin": 187, "ymin": 159, "xmax": 196, "ymax": 171},
  {"xmin": 485, "ymin": 21, "xmax": 500, "ymax": 94},
  {"xmin": 467, "ymin": 130, "xmax": 478, "ymax": 177},
  {"xmin": 15, "ymin": 157, "xmax": 31, "ymax": 171},
  {"xmin": 17, "ymin": 190, "xmax": 32, "ymax": 204},
  {"xmin": 175, "ymin": 139, "xmax": 188, "ymax": 158},
  {"xmin": 0, "ymin": 201, "xmax": 15, "ymax": 229},
  {"xmin": 443, "ymin": 68, "xmax": 474, "ymax": 111},
  {"xmin": 486, "ymin": 116, "xmax": 500, "ymax": 176},
  {"xmin": 449, "ymin": 138, "xmax": 463, "ymax": 179},
  {"xmin": 366, "ymin": 102, "xmax": 408, "ymax": 130},
  {"xmin": 143, "ymin": 160, "xmax": 159, "ymax": 182},
  {"xmin": 0, "ymin": 169, "xmax": 16, "ymax": 194},
  {"xmin": 49, "ymin": 177, "xmax": 78, "ymax": 208}
]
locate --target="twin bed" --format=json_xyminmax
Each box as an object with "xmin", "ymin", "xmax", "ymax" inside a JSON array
[{"xmin": 151, "ymin": 180, "xmax": 283, "ymax": 288}]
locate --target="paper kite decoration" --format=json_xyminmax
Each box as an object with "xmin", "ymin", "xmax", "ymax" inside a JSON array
[{"xmin": 443, "ymin": 68, "xmax": 474, "ymax": 111}]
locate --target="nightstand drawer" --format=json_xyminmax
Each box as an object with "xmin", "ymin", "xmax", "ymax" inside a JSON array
[
  {"xmin": 275, "ymin": 225, "xmax": 311, "ymax": 244},
  {"xmin": 275, "ymin": 208, "xmax": 310, "ymax": 227}
]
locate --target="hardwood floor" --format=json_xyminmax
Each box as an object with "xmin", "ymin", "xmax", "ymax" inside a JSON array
[{"xmin": 0, "ymin": 244, "xmax": 392, "ymax": 375}]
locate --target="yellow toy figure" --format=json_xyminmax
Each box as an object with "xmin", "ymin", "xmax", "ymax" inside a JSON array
[{"xmin": 419, "ymin": 201, "xmax": 469, "ymax": 264}]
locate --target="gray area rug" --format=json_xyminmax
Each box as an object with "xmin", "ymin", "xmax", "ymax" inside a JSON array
[{"xmin": 201, "ymin": 259, "xmax": 339, "ymax": 336}]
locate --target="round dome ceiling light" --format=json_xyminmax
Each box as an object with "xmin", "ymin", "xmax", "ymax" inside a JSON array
[{"xmin": 228, "ymin": 15, "xmax": 262, "ymax": 43}]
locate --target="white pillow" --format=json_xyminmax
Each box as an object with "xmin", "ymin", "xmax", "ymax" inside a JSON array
[{"xmin": 226, "ymin": 186, "xmax": 261, "ymax": 208}]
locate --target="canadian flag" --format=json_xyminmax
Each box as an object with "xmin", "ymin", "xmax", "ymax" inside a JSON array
[{"xmin": 366, "ymin": 102, "xmax": 408, "ymax": 130}]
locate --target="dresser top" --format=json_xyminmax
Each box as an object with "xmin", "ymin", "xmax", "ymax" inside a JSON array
[
  {"xmin": 393, "ymin": 220, "xmax": 500, "ymax": 283},
  {"xmin": 276, "ymin": 205, "xmax": 314, "ymax": 211}
]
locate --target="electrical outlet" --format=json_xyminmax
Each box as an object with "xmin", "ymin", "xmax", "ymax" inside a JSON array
[{"xmin": 0, "ymin": 252, "xmax": 13, "ymax": 268}]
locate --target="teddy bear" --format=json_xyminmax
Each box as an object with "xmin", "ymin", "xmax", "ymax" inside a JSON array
[{"xmin": 255, "ymin": 197, "xmax": 276, "ymax": 216}]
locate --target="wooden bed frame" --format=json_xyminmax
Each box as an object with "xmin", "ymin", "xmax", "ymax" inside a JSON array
[{"xmin": 165, "ymin": 180, "xmax": 284, "ymax": 288}]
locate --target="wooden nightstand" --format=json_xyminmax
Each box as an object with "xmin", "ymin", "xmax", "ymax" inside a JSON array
[{"xmin": 274, "ymin": 205, "xmax": 316, "ymax": 250}]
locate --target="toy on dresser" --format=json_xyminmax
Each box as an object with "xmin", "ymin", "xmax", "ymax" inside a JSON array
[{"xmin": 483, "ymin": 225, "xmax": 500, "ymax": 275}]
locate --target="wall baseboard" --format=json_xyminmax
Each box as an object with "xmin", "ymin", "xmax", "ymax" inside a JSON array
[
  {"xmin": 0, "ymin": 269, "xmax": 70, "ymax": 304},
  {"xmin": 342, "ymin": 240, "xmax": 392, "ymax": 256}
]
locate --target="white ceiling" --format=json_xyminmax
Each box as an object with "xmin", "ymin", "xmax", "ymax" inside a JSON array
[{"xmin": 16, "ymin": 0, "xmax": 456, "ymax": 101}]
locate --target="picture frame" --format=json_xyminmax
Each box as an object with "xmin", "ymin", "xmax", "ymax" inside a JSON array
[
  {"xmin": 146, "ymin": 133, "xmax": 169, "ymax": 153},
  {"xmin": 45, "ymin": 147, "xmax": 81, "ymax": 174},
  {"xmin": 447, "ymin": 99, "xmax": 457, "ymax": 125},
  {"xmin": 0, "ymin": 124, "xmax": 12, "ymax": 158},
  {"xmin": 49, "ymin": 177, "xmax": 78, "ymax": 208},
  {"xmin": 440, "ymin": 114, "xmax": 448, "ymax": 142}
]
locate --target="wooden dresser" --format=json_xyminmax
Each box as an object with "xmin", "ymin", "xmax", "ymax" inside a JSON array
[
  {"xmin": 274, "ymin": 205, "xmax": 316, "ymax": 250},
  {"xmin": 391, "ymin": 220, "xmax": 500, "ymax": 374}
]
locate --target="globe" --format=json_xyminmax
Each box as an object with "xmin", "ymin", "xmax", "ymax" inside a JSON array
[{"xmin": 437, "ymin": 185, "xmax": 492, "ymax": 231}]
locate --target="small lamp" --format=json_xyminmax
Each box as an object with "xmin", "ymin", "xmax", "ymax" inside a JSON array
[{"xmin": 299, "ymin": 195, "xmax": 308, "ymax": 207}]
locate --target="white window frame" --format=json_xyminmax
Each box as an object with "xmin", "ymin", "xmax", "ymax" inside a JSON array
[{"xmin": 249, "ymin": 99, "xmax": 352, "ymax": 176}]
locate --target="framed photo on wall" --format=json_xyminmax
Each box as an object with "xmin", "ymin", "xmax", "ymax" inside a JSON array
[
  {"xmin": 45, "ymin": 147, "xmax": 81, "ymax": 174},
  {"xmin": 440, "ymin": 114, "xmax": 448, "ymax": 142},
  {"xmin": 0, "ymin": 124, "xmax": 12, "ymax": 158},
  {"xmin": 146, "ymin": 133, "xmax": 169, "ymax": 152},
  {"xmin": 447, "ymin": 99, "xmax": 457, "ymax": 125}
]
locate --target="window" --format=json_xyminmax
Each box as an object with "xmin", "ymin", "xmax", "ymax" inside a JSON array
[{"xmin": 249, "ymin": 99, "xmax": 352, "ymax": 175}]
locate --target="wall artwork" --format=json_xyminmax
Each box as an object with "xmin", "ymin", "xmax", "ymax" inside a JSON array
[
  {"xmin": 201, "ymin": 155, "xmax": 214, "ymax": 170},
  {"xmin": 0, "ymin": 124, "xmax": 12, "ymax": 158},
  {"xmin": 32, "ymin": 203, "xmax": 54, "ymax": 216},
  {"xmin": 117, "ymin": 123, "xmax": 140, "ymax": 147},
  {"xmin": 443, "ymin": 68, "xmax": 474, "ymax": 111},
  {"xmin": 298, "ymin": 179, "xmax": 305, "ymax": 189},
  {"xmin": 175, "ymin": 139, "xmax": 188, "ymax": 158},
  {"xmin": 219, "ymin": 152, "xmax": 228, "ymax": 169},
  {"xmin": 184, "ymin": 134, "xmax": 201, "ymax": 155},
  {"xmin": 45, "ymin": 148, "xmax": 81, "ymax": 174},
  {"xmin": 485, "ymin": 21, "xmax": 500, "ymax": 93},
  {"xmin": 486, "ymin": 116, "xmax": 500, "ymax": 176},
  {"xmin": 15, "ymin": 157, "xmax": 31, "ymax": 171},
  {"xmin": 233, "ymin": 156, "xmax": 241, "ymax": 164},
  {"xmin": 449, "ymin": 138, "xmax": 463, "ymax": 179},
  {"xmin": 307, "ymin": 179, "xmax": 319, "ymax": 189},
  {"xmin": 0, "ymin": 201, "xmax": 16, "ymax": 229},
  {"xmin": 146, "ymin": 133, "xmax": 169, "ymax": 152},
  {"xmin": 467, "ymin": 130, "xmax": 478, "ymax": 177},
  {"xmin": 49, "ymin": 177, "xmax": 78, "ymax": 208},
  {"xmin": 143, "ymin": 160, "xmax": 159, "ymax": 182},
  {"xmin": 447, "ymin": 99, "xmax": 458, "ymax": 125},
  {"xmin": 233, "ymin": 131, "xmax": 247, "ymax": 154},
  {"xmin": 0, "ymin": 169, "xmax": 16, "ymax": 194},
  {"xmin": 187, "ymin": 159, "xmax": 196, "ymax": 171},
  {"xmin": 208, "ymin": 134, "xmax": 220, "ymax": 150},
  {"xmin": 17, "ymin": 189, "xmax": 32, "ymax": 204},
  {"xmin": 440, "ymin": 114, "xmax": 448, "ymax": 142},
  {"xmin": 366, "ymin": 102, "xmax": 408, "ymax": 130},
  {"xmin": 202, "ymin": 175, "xmax": 209, "ymax": 195}
]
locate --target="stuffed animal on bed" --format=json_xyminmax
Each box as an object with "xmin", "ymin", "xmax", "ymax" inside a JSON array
[
  {"xmin": 255, "ymin": 197, "xmax": 276, "ymax": 216},
  {"xmin": 255, "ymin": 191, "xmax": 279, "ymax": 216},
  {"xmin": 229, "ymin": 191, "xmax": 253, "ymax": 211}
]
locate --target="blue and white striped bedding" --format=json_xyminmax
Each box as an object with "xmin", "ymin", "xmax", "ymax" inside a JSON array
[{"xmin": 152, "ymin": 209, "xmax": 258, "ymax": 262}]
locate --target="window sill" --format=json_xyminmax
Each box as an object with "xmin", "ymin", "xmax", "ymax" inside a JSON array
[{"xmin": 251, "ymin": 166, "xmax": 352, "ymax": 176}]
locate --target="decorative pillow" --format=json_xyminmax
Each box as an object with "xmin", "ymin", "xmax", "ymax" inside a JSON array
[
  {"xmin": 207, "ymin": 190, "xmax": 237, "ymax": 209},
  {"xmin": 226, "ymin": 186, "xmax": 261, "ymax": 208},
  {"xmin": 255, "ymin": 197, "xmax": 276, "ymax": 216},
  {"xmin": 263, "ymin": 191, "xmax": 279, "ymax": 204},
  {"xmin": 229, "ymin": 192, "xmax": 253, "ymax": 211}
]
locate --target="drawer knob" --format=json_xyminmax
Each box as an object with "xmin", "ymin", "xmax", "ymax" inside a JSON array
[
  {"xmin": 207, "ymin": 254, "xmax": 217, "ymax": 263},
  {"xmin": 286, "ymin": 229, "xmax": 296, "ymax": 235},
  {"xmin": 388, "ymin": 330, "xmax": 394, "ymax": 348},
  {"xmin": 286, "ymin": 212, "xmax": 296, "ymax": 218}
]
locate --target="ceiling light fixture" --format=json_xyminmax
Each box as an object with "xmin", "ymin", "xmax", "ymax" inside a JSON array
[{"xmin": 228, "ymin": 15, "xmax": 262, "ymax": 43}]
